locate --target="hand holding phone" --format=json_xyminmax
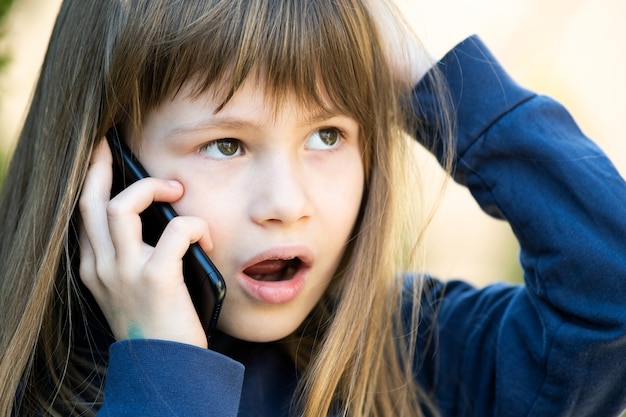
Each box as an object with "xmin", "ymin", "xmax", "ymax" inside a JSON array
[{"xmin": 106, "ymin": 129, "xmax": 226, "ymax": 344}]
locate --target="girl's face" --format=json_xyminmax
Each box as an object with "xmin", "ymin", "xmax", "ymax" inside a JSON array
[{"xmin": 137, "ymin": 78, "xmax": 364, "ymax": 342}]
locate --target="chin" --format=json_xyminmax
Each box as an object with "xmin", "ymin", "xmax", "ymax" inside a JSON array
[{"xmin": 217, "ymin": 314, "xmax": 304, "ymax": 343}]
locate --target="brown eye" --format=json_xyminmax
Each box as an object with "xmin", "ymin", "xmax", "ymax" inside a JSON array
[
  {"xmin": 201, "ymin": 139, "xmax": 243, "ymax": 159},
  {"xmin": 307, "ymin": 128, "xmax": 341, "ymax": 150},
  {"xmin": 216, "ymin": 139, "xmax": 239, "ymax": 156},
  {"xmin": 319, "ymin": 129, "xmax": 338, "ymax": 146}
]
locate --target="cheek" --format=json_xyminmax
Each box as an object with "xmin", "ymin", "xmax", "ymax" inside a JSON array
[
  {"xmin": 168, "ymin": 173, "xmax": 241, "ymax": 245},
  {"xmin": 309, "ymin": 155, "xmax": 364, "ymax": 268},
  {"xmin": 326, "ymin": 181, "xmax": 362, "ymax": 229},
  {"xmin": 173, "ymin": 184, "xmax": 234, "ymax": 224},
  {"xmin": 159, "ymin": 159, "xmax": 238, "ymax": 217},
  {"xmin": 169, "ymin": 181, "xmax": 245, "ymax": 288},
  {"xmin": 322, "ymin": 153, "xmax": 364, "ymax": 223}
]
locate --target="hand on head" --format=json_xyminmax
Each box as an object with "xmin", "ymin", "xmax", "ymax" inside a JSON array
[
  {"xmin": 366, "ymin": 0, "xmax": 475, "ymax": 85},
  {"xmin": 364, "ymin": 0, "xmax": 433, "ymax": 85}
]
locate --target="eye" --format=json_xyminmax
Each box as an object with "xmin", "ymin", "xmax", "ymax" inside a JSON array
[
  {"xmin": 200, "ymin": 139, "xmax": 243, "ymax": 159},
  {"xmin": 306, "ymin": 127, "xmax": 342, "ymax": 150}
]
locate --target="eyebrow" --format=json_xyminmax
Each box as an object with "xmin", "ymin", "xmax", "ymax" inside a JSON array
[{"xmin": 167, "ymin": 108, "xmax": 345, "ymax": 138}]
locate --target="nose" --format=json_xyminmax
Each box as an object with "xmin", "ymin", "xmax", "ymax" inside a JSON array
[{"xmin": 248, "ymin": 155, "xmax": 313, "ymax": 226}]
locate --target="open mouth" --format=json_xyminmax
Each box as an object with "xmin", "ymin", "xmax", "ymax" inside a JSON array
[{"xmin": 243, "ymin": 257, "xmax": 303, "ymax": 282}]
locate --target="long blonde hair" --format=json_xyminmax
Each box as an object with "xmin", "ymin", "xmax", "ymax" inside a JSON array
[{"xmin": 0, "ymin": 1, "xmax": 451, "ymax": 415}]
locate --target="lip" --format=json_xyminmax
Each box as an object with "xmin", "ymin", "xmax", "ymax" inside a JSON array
[{"xmin": 237, "ymin": 245, "xmax": 314, "ymax": 304}]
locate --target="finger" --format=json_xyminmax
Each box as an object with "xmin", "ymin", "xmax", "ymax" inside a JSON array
[
  {"xmin": 145, "ymin": 216, "xmax": 212, "ymax": 280},
  {"xmin": 78, "ymin": 216, "xmax": 103, "ymax": 297},
  {"xmin": 79, "ymin": 139, "xmax": 116, "ymax": 262},
  {"xmin": 106, "ymin": 178, "xmax": 184, "ymax": 257}
]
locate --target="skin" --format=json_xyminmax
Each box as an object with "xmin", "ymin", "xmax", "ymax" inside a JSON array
[{"xmin": 79, "ymin": 77, "xmax": 364, "ymax": 347}]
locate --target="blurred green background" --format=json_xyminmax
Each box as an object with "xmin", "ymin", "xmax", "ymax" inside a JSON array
[
  {"xmin": 0, "ymin": 0, "xmax": 16, "ymax": 67},
  {"xmin": 0, "ymin": 0, "xmax": 16, "ymax": 181}
]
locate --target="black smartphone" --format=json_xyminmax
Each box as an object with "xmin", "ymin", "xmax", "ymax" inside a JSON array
[{"xmin": 106, "ymin": 128, "xmax": 226, "ymax": 344}]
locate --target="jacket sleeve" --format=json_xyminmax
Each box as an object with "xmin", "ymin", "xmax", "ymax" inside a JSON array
[
  {"xmin": 96, "ymin": 339, "xmax": 244, "ymax": 416},
  {"xmin": 411, "ymin": 36, "xmax": 626, "ymax": 417}
]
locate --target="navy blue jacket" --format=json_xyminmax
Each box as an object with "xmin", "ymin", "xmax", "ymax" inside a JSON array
[{"xmin": 96, "ymin": 37, "xmax": 626, "ymax": 416}]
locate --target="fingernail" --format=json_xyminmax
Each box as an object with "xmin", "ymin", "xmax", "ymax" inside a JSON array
[{"xmin": 168, "ymin": 180, "xmax": 182, "ymax": 188}]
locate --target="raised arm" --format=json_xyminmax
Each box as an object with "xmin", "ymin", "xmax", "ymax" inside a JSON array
[{"xmin": 412, "ymin": 36, "xmax": 626, "ymax": 417}]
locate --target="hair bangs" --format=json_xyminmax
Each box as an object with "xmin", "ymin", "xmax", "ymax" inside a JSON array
[{"xmin": 106, "ymin": 0, "xmax": 388, "ymax": 149}]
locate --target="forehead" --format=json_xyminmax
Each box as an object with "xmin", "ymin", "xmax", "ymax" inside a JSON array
[
  {"xmin": 142, "ymin": 75, "xmax": 349, "ymax": 138},
  {"xmin": 163, "ymin": 74, "xmax": 341, "ymax": 121}
]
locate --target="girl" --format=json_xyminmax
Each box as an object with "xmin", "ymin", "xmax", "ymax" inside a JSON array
[{"xmin": 1, "ymin": 1, "xmax": 625, "ymax": 416}]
